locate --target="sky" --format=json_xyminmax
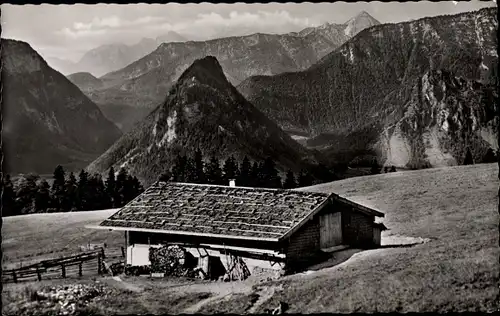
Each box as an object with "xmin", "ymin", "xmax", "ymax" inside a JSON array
[{"xmin": 1, "ymin": 1, "xmax": 497, "ymax": 62}]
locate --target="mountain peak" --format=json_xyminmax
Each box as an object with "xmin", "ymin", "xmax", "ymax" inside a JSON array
[
  {"xmin": 156, "ymin": 31, "xmax": 187, "ymax": 43},
  {"xmin": 357, "ymin": 10, "xmax": 372, "ymax": 17},
  {"xmin": 346, "ymin": 10, "xmax": 378, "ymax": 23},
  {"xmin": 344, "ymin": 10, "xmax": 381, "ymax": 37},
  {"xmin": 317, "ymin": 22, "xmax": 332, "ymax": 29},
  {"xmin": 87, "ymin": 56, "xmax": 313, "ymax": 186},
  {"xmin": 177, "ymin": 55, "xmax": 229, "ymax": 87}
]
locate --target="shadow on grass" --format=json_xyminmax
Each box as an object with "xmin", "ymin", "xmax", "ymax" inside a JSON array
[
  {"xmin": 303, "ymin": 241, "xmax": 426, "ymax": 273},
  {"xmin": 379, "ymin": 243, "xmax": 421, "ymax": 249},
  {"xmin": 306, "ymin": 248, "xmax": 364, "ymax": 272}
]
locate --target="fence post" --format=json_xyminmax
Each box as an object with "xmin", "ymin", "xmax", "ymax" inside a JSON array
[
  {"xmin": 101, "ymin": 248, "xmax": 106, "ymax": 259},
  {"xmin": 121, "ymin": 246, "xmax": 125, "ymax": 258},
  {"xmin": 37, "ymin": 267, "xmax": 42, "ymax": 281},
  {"xmin": 12, "ymin": 271, "xmax": 17, "ymax": 283},
  {"xmin": 79, "ymin": 262, "xmax": 83, "ymax": 277},
  {"xmin": 61, "ymin": 264, "xmax": 66, "ymax": 278},
  {"xmin": 97, "ymin": 254, "xmax": 102, "ymax": 275}
]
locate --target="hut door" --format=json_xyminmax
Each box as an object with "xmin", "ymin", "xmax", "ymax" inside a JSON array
[{"xmin": 320, "ymin": 212, "xmax": 343, "ymax": 249}]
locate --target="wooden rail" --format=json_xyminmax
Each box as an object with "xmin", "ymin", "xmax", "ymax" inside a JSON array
[{"xmin": 2, "ymin": 247, "xmax": 125, "ymax": 284}]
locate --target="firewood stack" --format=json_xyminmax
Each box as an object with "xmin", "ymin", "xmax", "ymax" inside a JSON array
[
  {"xmin": 149, "ymin": 245, "xmax": 196, "ymax": 277},
  {"xmin": 224, "ymin": 254, "xmax": 251, "ymax": 281}
]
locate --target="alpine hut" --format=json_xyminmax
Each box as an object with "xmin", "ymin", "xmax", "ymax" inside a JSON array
[{"xmin": 88, "ymin": 181, "xmax": 385, "ymax": 278}]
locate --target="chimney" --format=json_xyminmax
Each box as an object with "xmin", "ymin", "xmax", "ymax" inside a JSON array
[{"xmin": 229, "ymin": 179, "xmax": 236, "ymax": 187}]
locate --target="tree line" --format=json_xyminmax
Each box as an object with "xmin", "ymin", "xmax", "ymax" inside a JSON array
[
  {"xmin": 1, "ymin": 151, "xmax": 337, "ymax": 217},
  {"xmin": 2, "ymin": 166, "xmax": 144, "ymax": 217},
  {"xmin": 158, "ymin": 150, "xmax": 321, "ymax": 189}
]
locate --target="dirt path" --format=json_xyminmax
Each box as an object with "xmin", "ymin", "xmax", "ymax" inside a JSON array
[
  {"xmin": 181, "ymin": 280, "xmax": 255, "ymax": 313},
  {"xmin": 183, "ymin": 292, "xmax": 233, "ymax": 313},
  {"xmin": 247, "ymin": 284, "xmax": 283, "ymax": 313}
]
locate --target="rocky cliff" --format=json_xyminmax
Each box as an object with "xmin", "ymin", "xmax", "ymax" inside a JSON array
[{"xmin": 238, "ymin": 8, "xmax": 498, "ymax": 168}]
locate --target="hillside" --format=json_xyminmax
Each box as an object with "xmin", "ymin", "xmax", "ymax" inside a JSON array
[
  {"xmin": 66, "ymin": 72, "xmax": 149, "ymax": 131},
  {"xmin": 1, "ymin": 39, "xmax": 123, "ymax": 175},
  {"xmin": 67, "ymin": 72, "xmax": 104, "ymax": 92},
  {"xmin": 238, "ymin": 7, "xmax": 498, "ymax": 168},
  {"xmin": 45, "ymin": 56, "xmax": 79, "ymax": 75},
  {"xmin": 3, "ymin": 163, "xmax": 498, "ymax": 313},
  {"xmin": 69, "ymin": 12, "xmax": 379, "ymax": 131},
  {"xmin": 86, "ymin": 56, "xmax": 318, "ymax": 186},
  {"xmin": 77, "ymin": 32, "xmax": 188, "ymax": 77}
]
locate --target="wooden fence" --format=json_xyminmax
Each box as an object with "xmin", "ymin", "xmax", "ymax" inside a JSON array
[{"xmin": 2, "ymin": 247, "xmax": 126, "ymax": 284}]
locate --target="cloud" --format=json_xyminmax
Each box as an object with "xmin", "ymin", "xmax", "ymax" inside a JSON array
[
  {"xmin": 147, "ymin": 10, "xmax": 316, "ymax": 39},
  {"xmin": 54, "ymin": 9, "xmax": 316, "ymax": 43},
  {"xmin": 56, "ymin": 27, "xmax": 107, "ymax": 39},
  {"xmin": 192, "ymin": 10, "xmax": 313, "ymax": 31},
  {"xmin": 57, "ymin": 15, "xmax": 167, "ymax": 38}
]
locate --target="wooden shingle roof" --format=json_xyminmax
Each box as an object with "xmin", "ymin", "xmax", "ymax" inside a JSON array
[
  {"xmin": 97, "ymin": 182, "xmax": 331, "ymax": 241},
  {"xmin": 95, "ymin": 182, "xmax": 384, "ymax": 242}
]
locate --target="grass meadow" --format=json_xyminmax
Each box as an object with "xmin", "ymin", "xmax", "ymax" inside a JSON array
[{"xmin": 2, "ymin": 163, "xmax": 499, "ymax": 313}]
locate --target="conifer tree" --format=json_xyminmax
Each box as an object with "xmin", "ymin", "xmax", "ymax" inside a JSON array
[
  {"xmin": 184, "ymin": 157, "xmax": 197, "ymax": 183},
  {"xmin": 464, "ymin": 148, "xmax": 474, "ymax": 165},
  {"xmin": 105, "ymin": 167, "xmax": 116, "ymax": 208},
  {"xmin": 260, "ymin": 157, "xmax": 282, "ymax": 188},
  {"xmin": 77, "ymin": 170, "xmax": 90, "ymax": 211},
  {"xmin": 131, "ymin": 176, "xmax": 144, "ymax": 196},
  {"xmin": 35, "ymin": 180, "xmax": 51, "ymax": 212},
  {"xmin": 15, "ymin": 174, "xmax": 39, "ymax": 215},
  {"xmin": 482, "ymin": 148, "xmax": 497, "ymax": 163},
  {"xmin": 205, "ymin": 156, "xmax": 223, "ymax": 185},
  {"xmin": 51, "ymin": 165, "xmax": 66, "ymax": 211},
  {"xmin": 193, "ymin": 149, "xmax": 206, "ymax": 184},
  {"xmin": 370, "ymin": 160, "xmax": 381, "ymax": 175},
  {"xmin": 2, "ymin": 174, "xmax": 16, "ymax": 217},
  {"xmin": 297, "ymin": 170, "xmax": 313, "ymax": 187},
  {"xmin": 283, "ymin": 170, "xmax": 297, "ymax": 189},
  {"xmin": 64, "ymin": 172, "xmax": 78, "ymax": 212},
  {"xmin": 171, "ymin": 154, "xmax": 187, "ymax": 182},
  {"xmin": 314, "ymin": 163, "xmax": 336, "ymax": 182},
  {"xmin": 250, "ymin": 161, "xmax": 260, "ymax": 187},
  {"xmin": 88, "ymin": 174, "xmax": 107, "ymax": 210},
  {"xmin": 115, "ymin": 168, "xmax": 128, "ymax": 207},
  {"xmin": 237, "ymin": 156, "xmax": 251, "ymax": 187},
  {"xmin": 223, "ymin": 155, "xmax": 238, "ymax": 185},
  {"xmin": 256, "ymin": 161, "xmax": 267, "ymax": 187},
  {"xmin": 122, "ymin": 175, "xmax": 135, "ymax": 204}
]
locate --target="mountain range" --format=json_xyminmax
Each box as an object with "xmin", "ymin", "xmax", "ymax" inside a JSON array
[
  {"xmin": 1, "ymin": 39, "xmax": 123, "ymax": 175},
  {"xmin": 45, "ymin": 31, "xmax": 188, "ymax": 77},
  {"xmin": 86, "ymin": 56, "xmax": 318, "ymax": 186},
  {"xmin": 68, "ymin": 11, "xmax": 381, "ymax": 132},
  {"xmin": 238, "ymin": 7, "xmax": 498, "ymax": 168},
  {"xmin": 4, "ymin": 8, "xmax": 497, "ymax": 179}
]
